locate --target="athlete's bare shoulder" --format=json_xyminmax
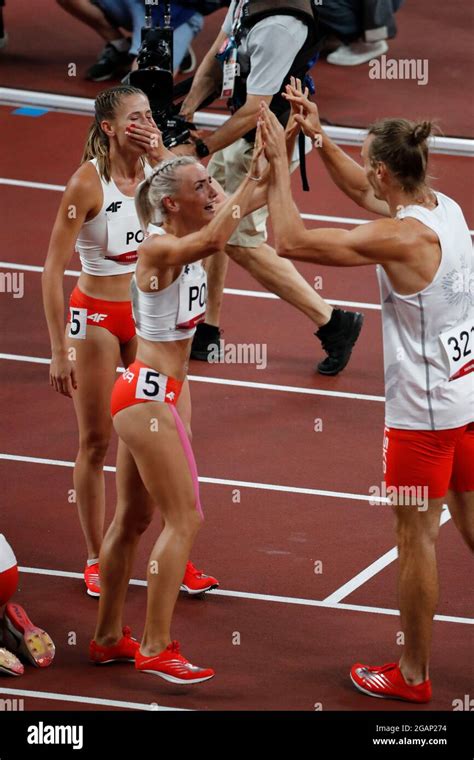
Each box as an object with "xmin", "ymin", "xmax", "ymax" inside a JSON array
[{"xmin": 64, "ymin": 161, "xmax": 103, "ymax": 218}]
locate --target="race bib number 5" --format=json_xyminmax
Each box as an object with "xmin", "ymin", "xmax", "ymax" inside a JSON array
[
  {"xmin": 135, "ymin": 368, "xmax": 167, "ymax": 402},
  {"xmin": 439, "ymin": 317, "xmax": 474, "ymax": 381},
  {"xmin": 69, "ymin": 307, "xmax": 87, "ymax": 339}
]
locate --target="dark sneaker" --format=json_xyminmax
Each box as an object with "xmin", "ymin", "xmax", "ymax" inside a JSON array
[
  {"xmin": 179, "ymin": 46, "xmax": 197, "ymax": 74},
  {"xmin": 190, "ymin": 323, "xmax": 222, "ymax": 362},
  {"xmin": 85, "ymin": 42, "xmax": 131, "ymax": 82},
  {"xmin": 315, "ymin": 309, "xmax": 364, "ymax": 375}
]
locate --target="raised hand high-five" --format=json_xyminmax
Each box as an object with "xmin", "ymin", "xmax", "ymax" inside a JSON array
[
  {"xmin": 259, "ymin": 103, "xmax": 287, "ymax": 163},
  {"xmin": 282, "ymin": 79, "xmax": 322, "ymax": 145}
]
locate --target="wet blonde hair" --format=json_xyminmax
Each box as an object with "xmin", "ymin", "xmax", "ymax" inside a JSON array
[
  {"xmin": 81, "ymin": 85, "xmax": 146, "ymax": 183},
  {"xmin": 135, "ymin": 156, "xmax": 199, "ymax": 230}
]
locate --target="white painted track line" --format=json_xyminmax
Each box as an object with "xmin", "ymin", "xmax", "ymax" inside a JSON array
[
  {"xmin": 17, "ymin": 566, "xmax": 472, "ymax": 625},
  {"xmin": 0, "ymin": 352, "xmax": 386, "ymax": 402},
  {"xmin": 0, "ymin": 259, "xmax": 383, "ymax": 311},
  {"xmin": 323, "ymin": 508, "xmax": 452, "ymax": 604},
  {"xmin": 0, "ymin": 452, "xmax": 389, "ymax": 503},
  {"xmin": 1, "ymin": 176, "xmax": 474, "ymax": 235},
  {"xmin": 0, "ymin": 686, "xmax": 189, "ymax": 711}
]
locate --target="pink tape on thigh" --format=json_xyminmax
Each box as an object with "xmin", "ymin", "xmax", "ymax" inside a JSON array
[{"xmin": 169, "ymin": 404, "xmax": 204, "ymax": 519}]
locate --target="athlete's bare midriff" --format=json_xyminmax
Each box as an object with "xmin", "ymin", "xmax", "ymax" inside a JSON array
[
  {"xmin": 136, "ymin": 335, "xmax": 193, "ymax": 383},
  {"xmin": 77, "ymin": 271, "xmax": 134, "ymax": 301}
]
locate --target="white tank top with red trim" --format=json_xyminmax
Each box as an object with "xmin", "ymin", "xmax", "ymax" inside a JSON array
[
  {"xmin": 131, "ymin": 227, "xmax": 207, "ymax": 342},
  {"xmin": 377, "ymin": 191, "xmax": 474, "ymax": 431},
  {"xmin": 75, "ymin": 158, "xmax": 154, "ymax": 276}
]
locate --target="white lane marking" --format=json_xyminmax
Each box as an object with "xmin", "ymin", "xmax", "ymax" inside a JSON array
[
  {"xmin": 1, "ymin": 452, "xmax": 388, "ymax": 503},
  {"xmin": 0, "ymin": 353, "xmax": 386, "ymax": 402},
  {"xmin": 0, "ymin": 686, "xmax": 189, "ymax": 711},
  {"xmin": 1, "ymin": 177, "xmax": 474, "ymax": 234},
  {"xmin": 17, "ymin": 566, "xmax": 473, "ymax": 625},
  {"xmin": 0, "ymin": 259, "xmax": 383, "ymax": 310},
  {"xmin": 323, "ymin": 507, "xmax": 452, "ymax": 604}
]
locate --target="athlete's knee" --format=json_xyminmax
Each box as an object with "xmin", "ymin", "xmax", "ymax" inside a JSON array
[
  {"xmin": 114, "ymin": 507, "xmax": 153, "ymax": 538},
  {"xmin": 226, "ymin": 243, "xmax": 258, "ymax": 266},
  {"xmin": 394, "ymin": 509, "xmax": 440, "ymax": 548},
  {"xmin": 170, "ymin": 504, "xmax": 202, "ymax": 539},
  {"xmin": 78, "ymin": 432, "xmax": 110, "ymax": 466},
  {"xmin": 457, "ymin": 519, "xmax": 474, "ymax": 552}
]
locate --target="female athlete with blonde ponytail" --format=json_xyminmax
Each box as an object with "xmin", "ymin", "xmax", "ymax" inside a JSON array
[{"xmin": 42, "ymin": 85, "xmax": 217, "ymax": 598}]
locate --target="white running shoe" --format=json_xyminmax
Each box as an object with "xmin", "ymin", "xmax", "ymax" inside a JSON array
[{"xmin": 327, "ymin": 40, "xmax": 388, "ymax": 66}]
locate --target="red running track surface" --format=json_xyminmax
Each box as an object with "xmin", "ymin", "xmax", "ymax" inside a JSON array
[{"xmin": 0, "ymin": 105, "xmax": 473, "ymax": 712}]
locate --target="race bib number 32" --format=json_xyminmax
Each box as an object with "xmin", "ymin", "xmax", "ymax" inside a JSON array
[{"xmin": 439, "ymin": 317, "xmax": 474, "ymax": 381}]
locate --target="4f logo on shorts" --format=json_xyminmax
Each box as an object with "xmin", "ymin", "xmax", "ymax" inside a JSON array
[{"xmin": 88, "ymin": 313, "xmax": 107, "ymax": 323}]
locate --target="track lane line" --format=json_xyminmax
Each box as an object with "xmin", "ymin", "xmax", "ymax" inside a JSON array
[
  {"xmin": 1, "ymin": 177, "xmax": 474, "ymax": 235},
  {"xmin": 17, "ymin": 566, "xmax": 472, "ymax": 625},
  {"xmin": 0, "ymin": 352, "xmax": 386, "ymax": 402},
  {"xmin": 1, "ymin": 452, "xmax": 388, "ymax": 503},
  {"xmin": 0, "ymin": 260, "xmax": 383, "ymax": 311},
  {"xmin": 0, "ymin": 686, "xmax": 189, "ymax": 711},
  {"xmin": 322, "ymin": 508, "xmax": 452, "ymax": 604}
]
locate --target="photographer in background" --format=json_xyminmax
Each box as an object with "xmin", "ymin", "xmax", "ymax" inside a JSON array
[
  {"xmin": 177, "ymin": 0, "xmax": 364, "ymax": 375},
  {"xmin": 56, "ymin": 0, "xmax": 212, "ymax": 81},
  {"xmin": 319, "ymin": 0, "xmax": 405, "ymax": 66}
]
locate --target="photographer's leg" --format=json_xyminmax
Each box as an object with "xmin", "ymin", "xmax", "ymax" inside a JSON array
[
  {"xmin": 226, "ymin": 242, "xmax": 332, "ymax": 327},
  {"xmin": 56, "ymin": 0, "xmax": 123, "ymax": 42},
  {"xmin": 173, "ymin": 12, "xmax": 204, "ymax": 74},
  {"xmin": 191, "ymin": 149, "xmax": 228, "ymax": 360}
]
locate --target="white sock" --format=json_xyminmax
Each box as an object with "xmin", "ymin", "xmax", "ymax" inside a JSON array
[
  {"xmin": 110, "ymin": 38, "xmax": 129, "ymax": 53},
  {"xmin": 87, "ymin": 558, "xmax": 99, "ymax": 567}
]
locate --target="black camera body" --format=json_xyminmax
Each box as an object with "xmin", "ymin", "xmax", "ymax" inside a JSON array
[{"xmin": 129, "ymin": 2, "xmax": 194, "ymax": 148}]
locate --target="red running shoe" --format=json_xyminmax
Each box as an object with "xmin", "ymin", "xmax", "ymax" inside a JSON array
[
  {"xmin": 84, "ymin": 562, "xmax": 100, "ymax": 597},
  {"xmin": 135, "ymin": 640, "xmax": 215, "ymax": 684},
  {"xmin": 89, "ymin": 626, "xmax": 139, "ymax": 664},
  {"xmin": 0, "ymin": 647, "xmax": 24, "ymax": 676},
  {"xmin": 2, "ymin": 603, "xmax": 55, "ymax": 668},
  {"xmin": 350, "ymin": 662, "xmax": 432, "ymax": 703},
  {"xmin": 180, "ymin": 561, "xmax": 219, "ymax": 595}
]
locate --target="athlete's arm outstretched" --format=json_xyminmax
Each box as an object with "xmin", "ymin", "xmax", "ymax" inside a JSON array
[
  {"xmin": 282, "ymin": 83, "xmax": 390, "ymax": 217},
  {"xmin": 261, "ymin": 106, "xmax": 410, "ymax": 267}
]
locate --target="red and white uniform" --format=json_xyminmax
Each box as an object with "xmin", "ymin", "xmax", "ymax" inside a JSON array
[
  {"xmin": 378, "ymin": 191, "xmax": 474, "ymax": 498},
  {"xmin": 378, "ymin": 191, "xmax": 473, "ymax": 431},
  {"xmin": 131, "ymin": 227, "xmax": 208, "ymax": 342},
  {"xmin": 75, "ymin": 157, "xmax": 154, "ymax": 275}
]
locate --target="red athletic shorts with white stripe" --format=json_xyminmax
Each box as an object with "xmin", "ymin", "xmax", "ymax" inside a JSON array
[
  {"xmin": 111, "ymin": 360, "xmax": 184, "ymax": 417},
  {"xmin": 68, "ymin": 286, "xmax": 135, "ymax": 345},
  {"xmin": 383, "ymin": 423, "xmax": 474, "ymax": 499}
]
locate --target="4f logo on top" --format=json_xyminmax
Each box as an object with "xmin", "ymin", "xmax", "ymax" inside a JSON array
[{"xmin": 106, "ymin": 201, "xmax": 123, "ymax": 213}]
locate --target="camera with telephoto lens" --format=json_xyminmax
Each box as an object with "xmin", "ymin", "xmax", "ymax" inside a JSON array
[{"xmin": 128, "ymin": 1, "xmax": 194, "ymax": 148}]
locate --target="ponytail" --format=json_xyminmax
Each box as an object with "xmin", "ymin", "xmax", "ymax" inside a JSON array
[
  {"xmin": 135, "ymin": 176, "xmax": 156, "ymax": 232},
  {"xmin": 81, "ymin": 84, "xmax": 146, "ymax": 183},
  {"xmin": 81, "ymin": 121, "xmax": 111, "ymax": 181}
]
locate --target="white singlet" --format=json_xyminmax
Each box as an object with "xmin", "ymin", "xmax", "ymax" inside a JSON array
[
  {"xmin": 75, "ymin": 157, "xmax": 154, "ymax": 276},
  {"xmin": 131, "ymin": 227, "xmax": 208, "ymax": 342},
  {"xmin": 377, "ymin": 191, "xmax": 474, "ymax": 430},
  {"xmin": 0, "ymin": 534, "xmax": 16, "ymax": 574}
]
